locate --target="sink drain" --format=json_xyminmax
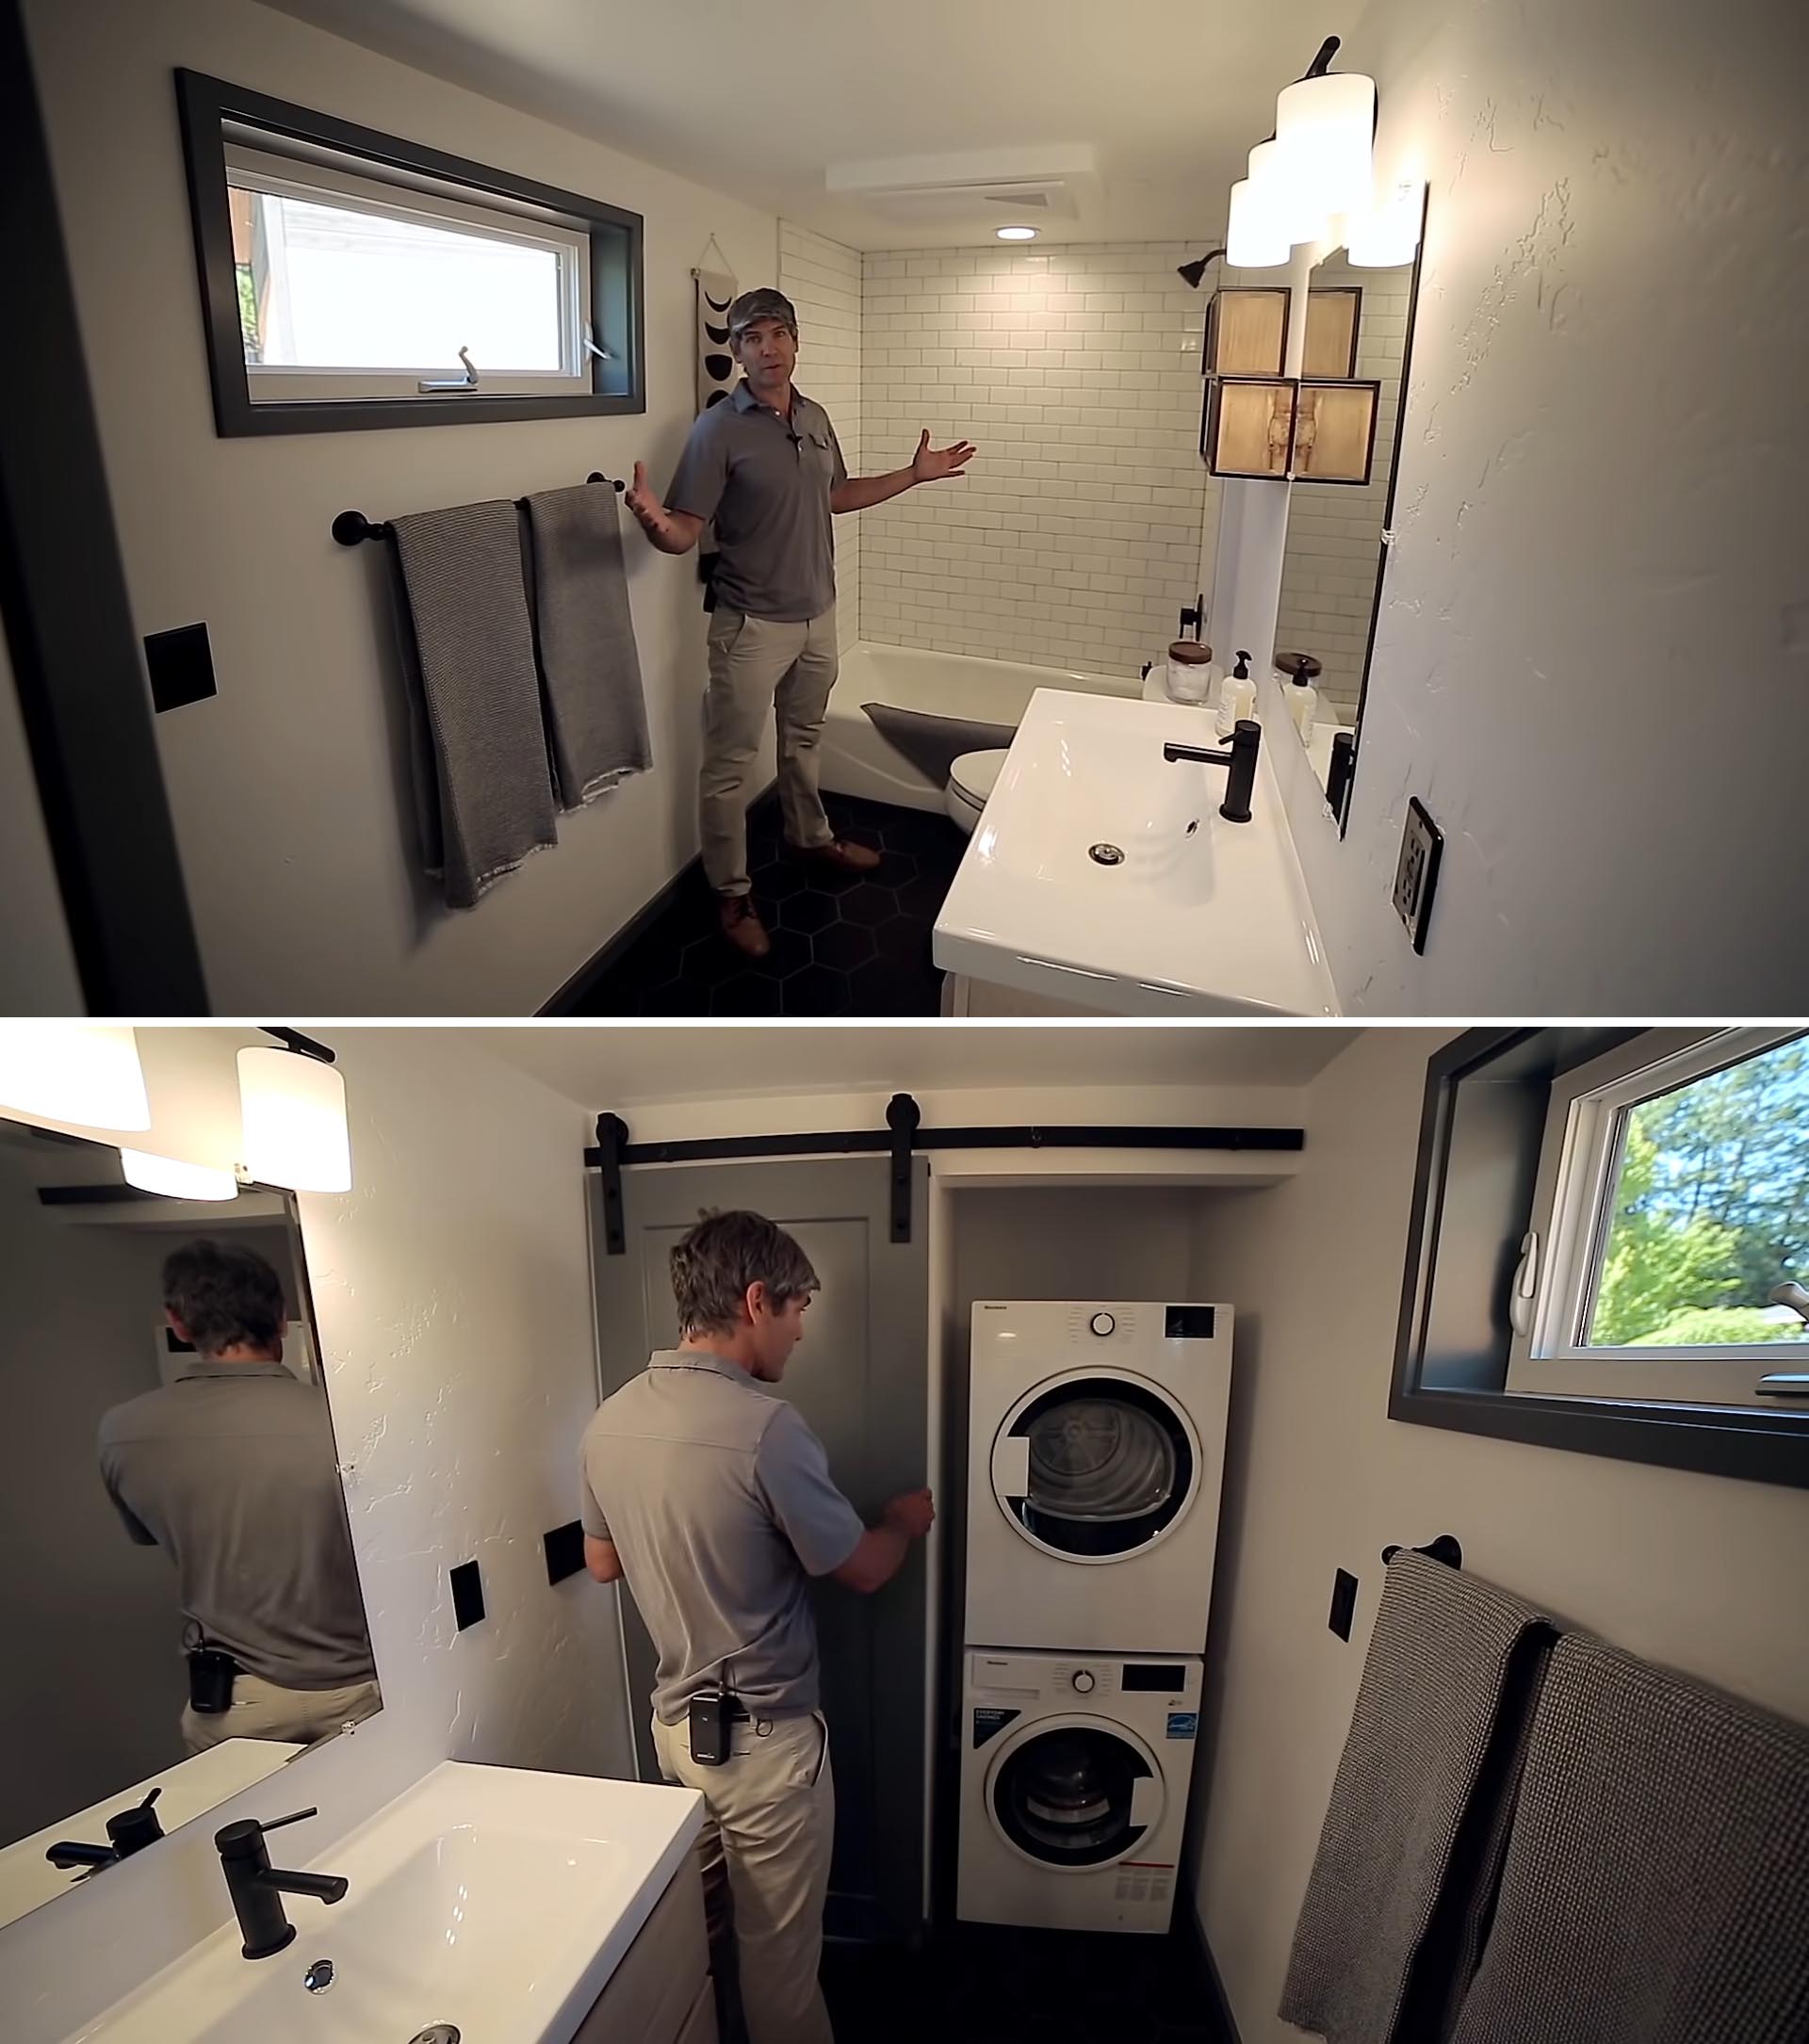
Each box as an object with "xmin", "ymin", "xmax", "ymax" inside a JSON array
[
  {"xmin": 1087, "ymin": 842, "xmax": 1124, "ymax": 867},
  {"xmin": 409, "ymin": 2028, "xmax": 460, "ymax": 2044},
  {"xmin": 302, "ymin": 1958, "xmax": 334, "ymax": 1994}
]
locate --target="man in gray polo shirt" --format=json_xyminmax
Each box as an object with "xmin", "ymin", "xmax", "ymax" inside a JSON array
[
  {"xmin": 97, "ymin": 1240, "xmax": 379, "ymax": 1754},
  {"xmin": 626, "ymin": 286, "xmax": 976, "ymax": 957},
  {"xmin": 580, "ymin": 1210, "xmax": 933, "ymax": 2044}
]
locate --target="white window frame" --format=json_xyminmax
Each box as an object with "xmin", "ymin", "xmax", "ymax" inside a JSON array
[
  {"xmin": 225, "ymin": 143, "xmax": 593, "ymax": 404},
  {"xmin": 1507, "ymin": 1025, "xmax": 1809, "ymax": 1409}
]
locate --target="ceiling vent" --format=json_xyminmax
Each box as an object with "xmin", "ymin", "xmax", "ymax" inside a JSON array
[{"xmin": 826, "ymin": 146, "xmax": 1102, "ymax": 226}]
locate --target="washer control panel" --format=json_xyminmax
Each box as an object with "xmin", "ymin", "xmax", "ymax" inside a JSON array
[
  {"xmin": 1088, "ymin": 1312, "xmax": 1116, "ymax": 1338},
  {"xmin": 1071, "ymin": 1668, "xmax": 1097, "ymax": 1694}
]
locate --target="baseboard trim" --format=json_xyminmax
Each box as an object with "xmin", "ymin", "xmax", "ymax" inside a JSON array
[
  {"xmin": 1181, "ymin": 1906, "xmax": 1245, "ymax": 2044},
  {"xmin": 539, "ymin": 781, "xmax": 777, "ymax": 1016}
]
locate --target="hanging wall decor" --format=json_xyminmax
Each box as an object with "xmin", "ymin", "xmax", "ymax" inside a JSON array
[{"xmin": 693, "ymin": 241, "xmax": 738, "ymax": 415}]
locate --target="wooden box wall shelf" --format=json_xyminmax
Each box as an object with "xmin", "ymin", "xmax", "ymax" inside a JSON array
[
  {"xmin": 1304, "ymin": 286, "xmax": 1362, "ymax": 380},
  {"xmin": 1203, "ymin": 376, "xmax": 1296, "ymax": 479},
  {"xmin": 1205, "ymin": 287, "xmax": 1291, "ymax": 377},
  {"xmin": 1293, "ymin": 380, "xmax": 1381, "ymax": 485}
]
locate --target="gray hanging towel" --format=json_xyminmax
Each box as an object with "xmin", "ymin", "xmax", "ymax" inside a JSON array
[
  {"xmin": 388, "ymin": 499, "xmax": 558, "ymax": 910},
  {"xmin": 1448, "ymin": 1634, "xmax": 1809, "ymax": 2044},
  {"xmin": 1279, "ymin": 1551, "xmax": 1559, "ymax": 2044},
  {"xmin": 522, "ymin": 483, "xmax": 652, "ymax": 809}
]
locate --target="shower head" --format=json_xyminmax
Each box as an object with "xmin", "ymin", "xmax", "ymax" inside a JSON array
[
  {"xmin": 1177, "ymin": 248, "xmax": 1226, "ymax": 289},
  {"xmin": 1768, "ymin": 1281, "xmax": 1809, "ymax": 1323}
]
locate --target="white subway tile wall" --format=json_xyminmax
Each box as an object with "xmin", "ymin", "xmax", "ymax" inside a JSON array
[
  {"xmin": 1274, "ymin": 256, "xmax": 1412, "ymax": 713},
  {"xmin": 778, "ymin": 220, "xmax": 862, "ymax": 653},
  {"xmin": 857, "ymin": 242, "xmax": 1219, "ymax": 676}
]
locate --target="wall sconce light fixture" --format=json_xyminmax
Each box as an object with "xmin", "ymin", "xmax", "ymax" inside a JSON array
[
  {"xmin": 1225, "ymin": 177, "xmax": 1290, "ymax": 269},
  {"xmin": 120, "ymin": 1149, "xmax": 239, "ymax": 1201},
  {"xmin": 1347, "ymin": 177, "xmax": 1426, "ymax": 267},
  {"xmin": 0, "ymin": 1025, "xmax": 150, "ymax": 1131},
  {"xmin": 237, "ymin": 1029, "xmax": 351, "ymax": 1192}
]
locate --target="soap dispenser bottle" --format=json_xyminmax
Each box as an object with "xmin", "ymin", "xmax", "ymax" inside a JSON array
[{"xmin": 1216, "ymin": 651, "xmax": 1255, "ymax": 737}]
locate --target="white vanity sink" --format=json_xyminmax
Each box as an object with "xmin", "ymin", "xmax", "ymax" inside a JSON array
[
  {"xmin": 933, "ymin": 688, "xmax": 1338, "ymax": 1014},
  {"xmin": 68, "ymin": 1761, "xmax": 703, "ymax": 2044}
]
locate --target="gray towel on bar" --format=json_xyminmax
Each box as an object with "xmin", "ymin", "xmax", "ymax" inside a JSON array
[
  {"xmin": 1279, "ymin": 1551, "xmax": 1559, "ymax": 2044},
  {"xmin": 1448, "ymin": 1633, "xmax": 1809, "ymax": 2044},
  {"xmin": 523, "ymin": 484, "xmax": 651, "ymax": 809},
  {"xmin": 860, "ymin": 702, "xmax": 1019, "ymax": 789},
  {"xmin": 389, "ymin": 499, "xmax": 558, "ymax": 910}
]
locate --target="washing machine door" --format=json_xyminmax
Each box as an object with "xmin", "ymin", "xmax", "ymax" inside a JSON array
[
  {"xmin": 986, "ymin": 1714, "xmax": 1166, "ymax": 1871},
  {"xmin": 989, "ymin": 1366, "xmax": 1201, "ymax": 1560}
]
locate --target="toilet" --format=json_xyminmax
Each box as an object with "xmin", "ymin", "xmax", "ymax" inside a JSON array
[{"xmin": 944, "ymin": 748, "xmax": 1009, "ymax": 835}]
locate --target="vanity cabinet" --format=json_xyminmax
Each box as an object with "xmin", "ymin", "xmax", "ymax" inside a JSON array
[{"xmin": 571, "ymin": 1857, "xmax": 716, "ymax": 2044}]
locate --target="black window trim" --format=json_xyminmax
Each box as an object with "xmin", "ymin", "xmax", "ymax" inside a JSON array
[
  {"xmin": 1391, "ymin": 1028, "xmax": 1809, "ymax": 1491},
  {"xmin": 173, "ymin": 69, "xmax": 645, "ymax": 437}
]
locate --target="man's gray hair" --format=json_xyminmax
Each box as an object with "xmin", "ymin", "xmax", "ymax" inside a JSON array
[
  {"xmin": 726, "ymin": 286, "xmax": 798, "ymax": 338},
  {"xmin": 670, "ymin": 1209, "xmax": 819, "ymax": 1336},
  {"xmin": 163, "ymin": 1239, "xmax": 285, "ymax": 1355}
]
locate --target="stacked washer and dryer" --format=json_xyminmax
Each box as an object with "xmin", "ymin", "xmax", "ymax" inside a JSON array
[{"xmin": 956, "ymin": 1301, "xmax": 1233, "ymax": 1936}]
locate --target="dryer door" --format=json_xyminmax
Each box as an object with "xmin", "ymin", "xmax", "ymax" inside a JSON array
[
  {"xmin": 986, "ymin": 1714, "xmax": 1165, "ymax": 1871},
  {"xmin": 991, "ymin": 1366, "xmax": 1201, "ymax": 1561}
]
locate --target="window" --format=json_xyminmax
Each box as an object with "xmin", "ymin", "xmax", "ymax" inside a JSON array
[
  {"xmin": 226, "ymin": 145, "xmax": 594, "ymax": 404},
  {"xmin": 1508, "ymin": 1030, "xmax": 1808, "ymax": 1407},
  {"xmin": 1392, "ymin": 1029, "xmax": 1809, "ymax": 1491},
  {"xmin": 176, "ymin": 72, "xmax": 644, "ymax": 436}
]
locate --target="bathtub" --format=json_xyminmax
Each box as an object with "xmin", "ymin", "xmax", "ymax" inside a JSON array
[{"xmin": 821, "ymin": 641, "xmax": 1144, "ymax": 814}]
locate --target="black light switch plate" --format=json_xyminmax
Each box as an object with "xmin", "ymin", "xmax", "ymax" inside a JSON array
[
  {"xmin": 1329, "ymin": 1567, "xmax": 1359, "ymax": 1641},
  {"xmin": 544, "ymin": 1519, "xmax": 585, "ymax": 1585},
  {"xmin": 449, "ymin": 1559, "xmax": 484, "ymax": 1630},
  {"xmin": 143, "ymin": 622, "xmax": 218, "ymax": 714}
]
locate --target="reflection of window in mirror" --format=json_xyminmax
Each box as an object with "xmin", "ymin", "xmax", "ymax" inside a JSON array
[
  {"xmin": 0, "ymin": 1116, "xmax": 380, "ymax": 1934},
  {"xmin": 1275, "ymin": 248, "xmax": 1417, "ymax": 791}
]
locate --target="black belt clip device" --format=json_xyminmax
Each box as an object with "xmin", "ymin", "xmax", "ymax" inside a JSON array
[{"xmin": 689, "ymin": 1688, "xmax": 732, "ymax": 1767}]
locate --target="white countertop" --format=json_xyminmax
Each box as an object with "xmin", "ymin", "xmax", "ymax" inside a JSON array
[
  {"xmin": 934, "ymin": 688, "xmax": 1339, "ymax": 1015},
  {"xmin": 0, "ymin": 1740, "xmax": 302, "ymax": 1935}
]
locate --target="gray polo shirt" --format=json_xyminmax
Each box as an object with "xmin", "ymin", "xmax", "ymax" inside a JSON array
[
  {"xmin": 666, "ymin": 382, "xmax": 848, "ymax": 622},
  {"xmin": 579, "ymin": 1349, "xmax": 865, "ymax": 1723},
  {"xmin": 97, "ymin": 1359, "xmax": 377, "ymax": 1692}
]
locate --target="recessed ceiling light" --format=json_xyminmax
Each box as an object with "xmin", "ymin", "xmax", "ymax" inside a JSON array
[{"xmin": 996, "ymin": 225, "xmax": 1037, "ymax": 241}]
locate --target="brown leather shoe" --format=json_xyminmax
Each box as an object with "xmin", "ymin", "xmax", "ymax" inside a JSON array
[
  {"xmin": 794, "ymin": 835, "xmax": 881, "ymax": 874},
  {"xmin": 718, "ymin": 894, "xmax": 771, "ymax": 959}
]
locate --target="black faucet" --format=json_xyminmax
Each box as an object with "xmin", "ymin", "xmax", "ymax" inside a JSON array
[
  {"xmin": 1164, "ymin": 717, "xmax": 1261, "ymax": 823},
  {"xmin": 46, "ymin": 1787, "xmax": 167, "ymax": 1873},
  {"xmin": 213, "ymin": 1807, "xmax": 349, "ymax": 1959}
]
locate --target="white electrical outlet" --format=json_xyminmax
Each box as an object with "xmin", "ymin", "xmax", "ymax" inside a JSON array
[{"xmin": 1392, "ymin": 798, "xmax": 1442, "ymax": 952}]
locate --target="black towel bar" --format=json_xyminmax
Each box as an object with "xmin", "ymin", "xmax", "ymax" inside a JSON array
[
  {"xmin": 1382, "ymin": 1533, "xmax": 1462, "ymax": 1568},
  {"xmin": 332, "ymin": 473, "xmax": 625, "ymax": 546}
]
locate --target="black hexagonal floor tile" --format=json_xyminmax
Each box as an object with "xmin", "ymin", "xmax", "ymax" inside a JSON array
[
  {"xmin": 775, "ymin": 889, "xmax": 839, "ymax": 934},
  {"xmin": 751, "ymin": 860, "xmax": 811, "ymax": 901},
  {"xmin": 709, "ymin": 972, "xmax": 783, "ymax": 1016},
  {"xmin": 844, "ymin": 952, "xmax": 941, "ymax": 1016},
  {"xmin": 760, "ymin": 927, "xmax": 813, "ymax": 981},
  {"xmin": 896, "ymin": 870, "xmax": 955, "ymax": 923},
  {"xmin": 781, "ymin": 965, "xmax": 851, "ymax": 1014},
  {"xmin": 636, "ymin": 979, "xmax": 711, "ymax": 1015},
  {"xmin": 675, "ymin": 933, "xmax": 747, "ymax": 990},
  {"xmin": 838, "ymin": 881, "xmax": 900, "ymax": 927},
  {"xmin": 811, "ymin": 920, "xmax": 878, "ymax": 972}
]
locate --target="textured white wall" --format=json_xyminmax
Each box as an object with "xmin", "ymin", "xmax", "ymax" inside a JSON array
[
  {"xmin": 858, "ymin": 242, "xmax": 1218, "ymax": 676},
  {"xmin": 0, "ymin": 1030, "xmax": 632, "ymax": 2044},
  {"xmin": 1266, "ymin": 0, "xmax": 1809, "ymax": 1013},
  {"xmin": 21, "ymin": 0, "xmax": 776, "ymax": 1015},
  {"xmin": 779, "ymin": 221, "xmax": 862, "ymax": 654},
  {"xmin": 1183, "ymin": 1030, "xmax": 1809, "ymax": 2042}
]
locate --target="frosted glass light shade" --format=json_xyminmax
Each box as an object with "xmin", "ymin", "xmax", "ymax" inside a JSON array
[
  {"xmin": 0, "ymin": 1025, "xmax": 150, "ymax": 1130},
  {"xmin": 121, "ymin": 1149, "xmax": 239, "ymax": 1201},
  {"xmin": 1276, "ymin": 72, "xmax": 1377, "ymax": 222},
  {"xmin": 1347, "ymin": 178, "xmax": 1425, "ymax": 267},
  {"xmin": 236, "ymin": 1046, "xmax": 351, "ymax": 1192},
  {"xmin": 1226, "ymin": 178, "xmax": 1289, "ymax": 269},
  {"xmin": 1247, "ymin": 138, "xmax": 1325, "ymax": 246}
]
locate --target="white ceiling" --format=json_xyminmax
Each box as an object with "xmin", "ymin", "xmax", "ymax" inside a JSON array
[
  {"xmin": 264, "ymin": 0, "xmax": 1367, "ymax": 248},
  {"xmin": 476, "ymin": 1025, "xmax": 1359, "ymax": 1108}
]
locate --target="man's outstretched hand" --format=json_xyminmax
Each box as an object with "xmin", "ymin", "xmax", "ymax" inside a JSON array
[
  {"xmin": 910, "ymin": 430, "xmax": 976, "ymax": 483},
  {"xmin": 623, "ymin": 459, "xmax": 671, "ymax": 541}
]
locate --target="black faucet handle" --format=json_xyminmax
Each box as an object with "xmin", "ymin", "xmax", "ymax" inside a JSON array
[{"xmin": 256, "ymin": 1808, "xmax": 318, "ymax": 1836}]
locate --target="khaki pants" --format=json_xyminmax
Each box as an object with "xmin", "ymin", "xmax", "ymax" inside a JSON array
[
  {"xmin": 181, "ymin": 1672, "xmax": 382, "ymax": 1756},
  {"xmin": 652, "ymin": 1711, "xmax": 836, "ymax": 2044},
  {"xmin": 701, "ymin": 604, "xmax": 839, "ymax": 897}
]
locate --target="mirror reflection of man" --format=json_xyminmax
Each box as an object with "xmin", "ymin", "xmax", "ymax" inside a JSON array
[
  {"xmin": 96, "ymin": 1241, "xmax": 379, "ymax": 1754},
  {"xmin": 625, "ymin": 287, "xmax": 976, "ymax": 960}
]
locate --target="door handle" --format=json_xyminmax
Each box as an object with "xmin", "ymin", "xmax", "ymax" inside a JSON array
[
  {"xmin": 1753, "ymin": 1373, "xmax": 1809, "ymax": 1398},
  {"xmin": 991, "ymin": 1435, "xmax": 1030, "ymax": 1498},
  {"xmin": 1129, "ymin": 1774, "xmax": 1162, "ymax": 1826}
]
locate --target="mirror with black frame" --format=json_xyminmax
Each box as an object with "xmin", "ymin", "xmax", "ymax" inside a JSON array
[
  {"xmin": 1272, "ymin": 220, "xmax": 1426, "ymax": 822},
  {"xmin": 0, "ymin": 1116, "xmax": 379, "ymax": 1932}
]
